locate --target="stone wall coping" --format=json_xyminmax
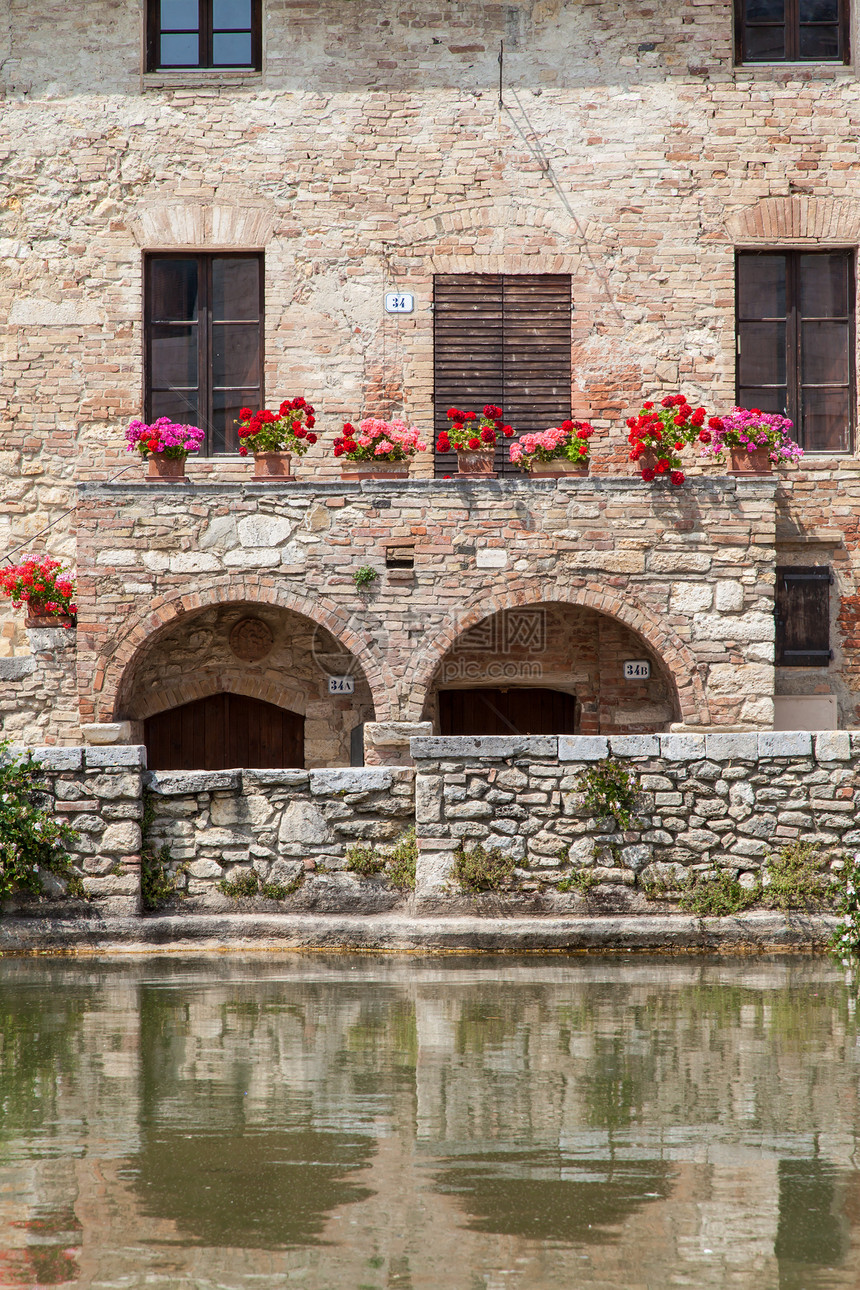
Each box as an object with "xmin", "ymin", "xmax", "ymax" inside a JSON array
[
  {"xmin": 146, "ymin": 769, "xmax": 243, "ymax": 795},
  {"xmin": 76, "ymin": 476, "xmax": 775, "ymax": 500},
  {"xmin": 8, "ymin": 745, "xmax": 146, "ymax": 772},
  {"xmin": 411, "ymin": 731, "xmax": 850, "ymax": 764}
]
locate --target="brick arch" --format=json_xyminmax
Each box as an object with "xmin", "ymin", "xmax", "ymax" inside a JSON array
[
  {"xmin": 724, "ymin": 195, "xmax": 860, "ymax": 246},
  {"xmin": 404, "ymin": 585, "xmax": 710, "ymax": 727},
  {"xmin": 98, "ymin": 577, "xmax": 396, "ymax": 723},
  {"xmin": 387, "ymin": 197, "xmax": 589, "ymax": 269},
  {"xmin": 123, "ymin": 670, "xmax": 313, "ymax": 723}
]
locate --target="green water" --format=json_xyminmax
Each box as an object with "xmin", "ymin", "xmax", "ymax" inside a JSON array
[{"xmin": 1, "ymin": 954, "xmax": 859, "ymax": 1289}]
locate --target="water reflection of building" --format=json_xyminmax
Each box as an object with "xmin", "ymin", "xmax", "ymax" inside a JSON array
[{"xmin": 1, "ymin": 957, "xmax": 859, "ymax": 1289}]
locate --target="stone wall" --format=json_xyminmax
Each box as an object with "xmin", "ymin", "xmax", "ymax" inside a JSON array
[
  {"xmin": 145, "ymin": 765, "xmax": 415, "ymax": 911},
  {"xmin": 411, "ymin": 732, "xmax": 859, "ymax": 907},
  {"xmin": 0, "ymin": 627, "xmax": 80, "ymax": 744},
  {"xmin": 3, "ymin": 744, "xmax": 144, "ymax": 915},
  {"xmin": 72, "ymin": 476, "xmax": 776, "ymax": 740}
]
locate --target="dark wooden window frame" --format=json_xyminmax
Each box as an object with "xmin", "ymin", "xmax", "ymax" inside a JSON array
[
  {"xmin": 733, "ymin": 0, "xmax": 850, "ymax": 64},
  {"xmin": 735, "ymin": 248, "xmax": 855, "ymax": 454},
  {"xmin": 144, "ymin": 251, "xmax": 264, "ymax": 457},
  {"xmin": 433, "ymin": 273, "xmax": 573, "ymax": 477},
  {"xmin": 775, "ymin": 565, "xmax": 834, "ymax": 667},
  {"xmin": 146, "ymin": 0, "xmax": 262, "ymax": 72}
]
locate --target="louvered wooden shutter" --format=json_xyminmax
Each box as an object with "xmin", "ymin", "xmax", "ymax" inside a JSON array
[
  {"xmin": 775, "ymin": 566, "xmax": 833, "ymax": 667},
  {"xmin": 434, "ymin": 274, "xmax": 571, "ymax": 476}
]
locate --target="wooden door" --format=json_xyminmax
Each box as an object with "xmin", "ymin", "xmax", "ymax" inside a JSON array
[
  {"xmin": 439, "ymin": 688, "xmax": 578, "ymax": 737},
  {"xmin": 144, "ymin": 693, "xmax": 304, "ymax": 770}
]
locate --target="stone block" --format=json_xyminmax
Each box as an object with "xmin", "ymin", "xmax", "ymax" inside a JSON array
[
  {"xmin": 715, "ymin": 580, "xmax": 744, "ymax": 612},
  {"xmin": 85, "ymin": 745, "xmax": 147, "ymax": 770},
  {"xmin": 147, "ymin": 769, "xmax": 241, "ymax": 794},
  {"xmin": 237, "ymin": 515, "xmax": 294, "ymax": 547},
  {"xmin": 411, "ymin": 736, "xmax": 558, "ymax": 760},
  {"xmin": 243, "ymin": 769, "xmax": 310, "ymax": 788},
  {"xmin": 620, "ymin": 844, "xmax": 652, "ymax": 873},
  {"xmin": 81, "ymin": 722, "xmax": 135, "ymax": 745},
  {"xmin": 82, "ymin": 874, "xmax": 139, "ymax": 896},
  {"xmin": 0, "ymin": 657, "xmax": 35, "ymax": 680},
  {"xmin": 446, "ymin": 800, "xmax": 493, "ymax": 819},
  {"xmin": 278, "ymin": 800, "xmax": 332, "ymax": 845},
  {"xmin": 609, "ymin": 735, "xmax": 660, "ymax": 757},
  {"xmin": 310, "ymin": 767, "xmax": 393, "ymax": 794},
  {"xmin": 558, "ymin": 736, "xmax": 609, "ymax": 761},
  {"xmin": 188, "ymin": 859, "xmax": 224, "ymax": 878},
  {"xmin": 758, "ymin": 731, "xmax": 813, "ymax": 758},
  {"xmin": 815, "ymin": 731, "xmax": 851, "ymax": 762},
  {"xmin": 21, "ymin": 746, "xmax": 83, "ymax": 771},
  {"xmin": 704, "ymin": 733, "xmax": 759, "ymax": 761},
  {"xmin": 415, "ymin": 774, "xmax": 442, "ymax": 824},
  {"xmin": 658, "ymin": 734, "xmax": 706, "ymax": 761}
]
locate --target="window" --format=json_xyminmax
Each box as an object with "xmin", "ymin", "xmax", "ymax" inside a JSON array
[
  {"xmin": 775, "ymin": 566, "xmax": 833, "ymax": 666},
  {"xmin": 145, "ymin": 253, "xmax": 263, "ymax": 455},
  {"xmin": 736, "ymin": 250, "xmax": 854, "ymax": 452},
  {"xmin": 146, "ymin": 0, "xmax": 261, "ymax": 71},
  {"xmin": 734, "ymin": 0, "xmax": 849, "ymax": 63},
  {"xmin": 433, "ymin": 274, "xmax": 572, "ymax": 476}
]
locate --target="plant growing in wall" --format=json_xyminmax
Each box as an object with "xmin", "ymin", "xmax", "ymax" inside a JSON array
[
  {"xmin": 577, "ymin": 758, "xmax": 641, "ymax": 830},
  {"xmin": 450, "ymin": 841, "xmax": 517, "ymax": 893},
  {"xmin": 140, "ymin": 789, "xmax": 187, "ymax": 911},
  {"xmin": 353, "ymin": 565, "xmax": 378, "ymax": 591},
  {"xmin": 0, "ymin": 741, "xmax": 79, "ymax": 902}
]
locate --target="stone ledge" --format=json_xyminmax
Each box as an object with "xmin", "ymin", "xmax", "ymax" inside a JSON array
[
  {"xmin": 0, "ymin": 910, "xmax": 836, "ymax": 954},
  {"xmin": 8, "ymin": 745, "xmax": 83, "ymax": 770},
  {"xmin": 146, "ymin": 769, "xmax": 242, "ymax": 795},
  {"xmin": 85, "ymin": 746, "xmax": 147, "ymax": 770},
  {"xmin": 413, "ymin": 736, "xmax": 558, "ymax": 760}
]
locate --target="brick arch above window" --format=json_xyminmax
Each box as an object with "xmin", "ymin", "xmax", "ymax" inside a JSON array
[
  {"xmin": 724, "ymin": 196, "xmax": 860, "ymax": 247},
  {"xmin": 129, "ymin": 200, "xmax": 276, "ymax": 250}
]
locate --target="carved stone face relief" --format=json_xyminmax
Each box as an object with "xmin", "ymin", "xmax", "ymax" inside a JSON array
[{"xmin": 229, "ymin": 617, "xmax": 274, "ymax": 662}]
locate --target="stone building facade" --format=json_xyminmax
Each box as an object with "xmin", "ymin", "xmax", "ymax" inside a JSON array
[{"xmin": 4, "ymin": 0, "xmax": 860, "ymax": 757}]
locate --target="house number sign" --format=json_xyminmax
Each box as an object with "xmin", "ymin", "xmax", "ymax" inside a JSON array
[
  {"xmin": 384, "ymin": 292, "xmax": 414, "ymax": 313},
  {"xmin": 623, "ymin": 660, "xmax": 651, "ymax": 680},
  {"xmin": 328, "ymin": 675, "xmax": 356, "ymax": 695}
]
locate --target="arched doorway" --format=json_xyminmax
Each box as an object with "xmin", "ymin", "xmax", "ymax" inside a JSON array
[
  {"xmin": 144, "ymin": 693, "xmax": 304, "ymax": 771},
  {"xmin": 439, "ymin": 688, "xmax": 578, "ymax": 737}
]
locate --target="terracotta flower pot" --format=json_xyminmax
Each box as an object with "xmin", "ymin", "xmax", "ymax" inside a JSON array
[
  {"xmin": 456, "ymin": 448, "xmax": 497, "ymax": 477},
  {"xmin": 253, "ymin": 451, "xmax": 293, "ymax": 480},
  {"xmin": 340, "ymin": 460, "xmax": 410, "ymax": 481},
  {"xmin": 147, "ymin": 454, "xmax": 187, "ymax": 482},
  {"xmin": 728, "ymin": 445, "xmax": 773, "ymax": 474},
  {"xmin": 530, "ymin": 458, "xmax": 589, "ymax": 478},
  {"xmin": 25, "ymin": 609, "xmax": 75, "ymax": 629}
]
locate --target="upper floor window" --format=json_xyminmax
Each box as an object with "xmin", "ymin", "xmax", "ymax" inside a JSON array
[
  {"xmin": 146, "ymin": 0, "xmax": 262, "ymax": 72},
  {"xmin": 433, "ymin": 274, "xmax": 572, "ymax": 476},
  {"xmin": 734, "ymin": 0, "xmax": 849, "ymax": 63},
  {"xmin": 145, "ymin": 253, "xmax": 264, "ymax": 455},
  {"xmin": 736, "ymin": 249, "xmax": 855, "ymax": 453}
]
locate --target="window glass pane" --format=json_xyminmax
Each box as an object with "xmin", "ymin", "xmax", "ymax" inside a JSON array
[
  {"xmin": 738, "ymin": 256, "xmax": 786, "ymax": 318},
  {"xmin": 212, "ymin": 393, "xmax": 253, "ymax": 455},
  {"xmin": 745, "ymin": 26, "xmax": 787, "ymax": 58},
  {"xmin": 802, "ymin": 321, "xmax": 849, "ymax": 384},
  {"xmin": 161, "ymin": 0, "xmax": 199, "ymax": 29},
  {"xmin": 799, "ymin": 0, "xmax": 838, "ymax": 20},
  {"xmin": 803, "ymin": 388, "xmax": 850, "ymax": 451},
  {"xmin": 160, "ymin": 32, "xmax": 200, "ymax": 65},
  {"xmin": 738, "ymin": 388, "xmax": 788, "ymax": 415},
  {"xmin": 151, "ymin": 325, "xmax": 199, "ymax": 388},
  {"xmin": 151, "ymin": 389, "xmax": 200, "ymax": 427},
  {"xmin": 799, "ymin": 25, "xmax": 840, "ymax": 57},
  {"xmin": 150, "ymin": 259, "xmax": 199, "ymax": 322},
  {"xmin": 212, "ymin": 258, "xmax": 259, "ymax": 321},
  {"xmin": 212, "ymin": 324, "xmax": 261, "ymax": 387},
  {"xmin": 212, "ymin": 32, "xmax": 253, "ymax": 64},
  {"xmin": 746, "ymin": 0, "xmax": 785, "ymax": 18},
  {"xmin": 739, "ymin": 322, "xmax": 786, "ymax": 385},
  {"xmin": 213, "ymin": 0, "xmax": 251, "ymax": 28},
  {"xmin": 800, "ymin": 254, "xmax": 848, "ymax": 317}
]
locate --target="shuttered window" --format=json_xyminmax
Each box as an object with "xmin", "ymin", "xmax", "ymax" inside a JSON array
[
  {"xmin": 734, "ymin": 0, "xmax": 849, "ymax": 63},
  {"xmin": 434, "ymin": 274, "xmax": 572, "ymax": 476},
  {"xmin": 146, "ymin": 0, "xmax": 262, "ymax": 71},
  {"xmin": 145, "ymin": 253, "xmax": 264, "ymax": 456},
  {"xmin": 775, "ymin": 566, "xmax": 833, "ymax": 667},
  {"xmin": 736, "ymin": 251, "xmax": 854, "ymax": 453}
]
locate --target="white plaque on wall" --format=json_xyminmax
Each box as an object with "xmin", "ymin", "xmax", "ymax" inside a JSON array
[
  {"xmin": 384, "ymin": 292, "xmax": 414, "ymax": 313},
  {"xmin": 328, "ymin": 675, "xmax": 356, "ymax": 695},
  {"xmin": 623, "ymin": 660, "xmax": 651, "ymax": 680}
]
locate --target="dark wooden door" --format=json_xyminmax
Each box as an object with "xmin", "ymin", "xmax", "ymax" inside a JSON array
[
  {"xmin": 145, "ymin": 693, "xmax": 304, "ymax": 770},
  {"xmin": 439, "ymin": 688, "xmax": 578, "ymax": 737}
]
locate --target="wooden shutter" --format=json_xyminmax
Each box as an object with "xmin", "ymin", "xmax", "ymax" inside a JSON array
[
  {"xmin": 439, "ymin": 688, "xmax": 578, "ymax": 736},
  {"xmin": 775, "ymin": 566, "xmax": 832, "ymax": 667},
  {"xmin": 433, "ymin": 274, "xmax": 571, "ymax": 477}
]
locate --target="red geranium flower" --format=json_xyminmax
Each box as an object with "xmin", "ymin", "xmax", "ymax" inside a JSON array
[
  {"xmin": 641, "ymin": 467, "xmax": 656, "ymax": 482},
  {"xmin": 240, "ymin": 407, "xmax": 252, "ymax": 420},
  {"xmin": 670, "ymin": 470, "xmax": 685, "ymax": 486},
  {"xmin": 467, "ymin": 437, "xmax": 480, "ymax": 450}
]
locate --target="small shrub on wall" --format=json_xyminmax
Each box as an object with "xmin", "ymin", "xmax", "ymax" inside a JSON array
[{"xmin": 0, "ymin": 740, "xmax": 79, "ymax": 903}]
